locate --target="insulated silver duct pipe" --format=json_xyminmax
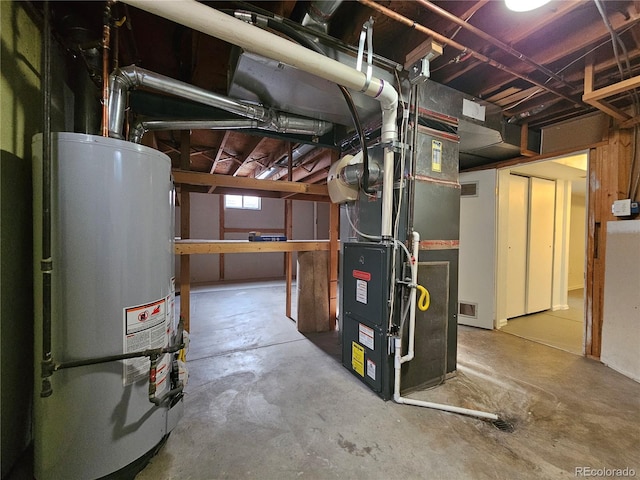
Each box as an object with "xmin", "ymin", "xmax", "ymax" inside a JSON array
[
  {"xmin": 108, "ymin": 65, "xmax": 332, "ymax": 139},
  {"xmin": 131, "ymin": 119, "xmax": 258, "ymax": 144}
]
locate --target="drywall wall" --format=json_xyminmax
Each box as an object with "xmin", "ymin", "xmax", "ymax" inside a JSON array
[
  {"xmin": 175, "ymin": 192, "xmax": 221, "ymax": 284},
  {"xmin": 223, "ymin": 194, "xmax": 286, "ymax": 280},
  {"xmin": 458, "ymin": 169, "xmax": 497, "ymax": 329},
  {"xmin": 176, "ymin": 193, "xmax": 326, "ymax": 284},
  {"xmin": 568, "ymin": 192, "xmax": 586, "ymax": 290},
  {"xmin": 601, "ymin": 220, "xmax": 640, "ymax": 382}
]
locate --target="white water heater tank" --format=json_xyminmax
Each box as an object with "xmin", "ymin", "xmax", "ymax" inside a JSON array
[{"xmin": 32, "ymin": 132, "xmax": 182, "ymax": 479}]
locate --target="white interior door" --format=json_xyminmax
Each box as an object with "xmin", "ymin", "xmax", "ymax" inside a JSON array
[
  {"xmin": 506, "ymin": 175, "xmax": 528, "ymax": 318},
  {"xmin": 526, "ymin": 177, "xmax": 555, "ymax": 313}
]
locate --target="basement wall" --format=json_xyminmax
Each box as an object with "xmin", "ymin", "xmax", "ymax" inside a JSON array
[
  {"xmin": 175, "ymin": 192, "xmax": 328, "ymax": 285},
  {"xmin": 0, "ymin": 2, "xmax": 68, "ymax": 474}
]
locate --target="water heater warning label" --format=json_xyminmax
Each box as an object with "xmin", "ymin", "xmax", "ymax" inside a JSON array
[
  {"xmin": 352, "ymin": 342, "xmax": 365, "ymax": 377},
  {"xmin": 123, "ymin": 298, "xmax": 169, "ymax": 388}
]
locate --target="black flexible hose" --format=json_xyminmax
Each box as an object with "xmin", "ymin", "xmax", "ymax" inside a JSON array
[{"xmin": 258, "ymin": 15, "xmax": 377, "ymax": 194}]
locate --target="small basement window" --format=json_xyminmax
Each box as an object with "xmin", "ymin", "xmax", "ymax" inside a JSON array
[{"xmin": 224, "ymin": 194, "xmax": 261, "ymax": 210}]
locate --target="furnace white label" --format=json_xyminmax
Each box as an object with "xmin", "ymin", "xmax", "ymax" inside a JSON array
[
  {"xmin": 123, "ymin": 298, "xmax": 168, "ymax": 386},
  {"xmin": 356, "ymin": 279, "xmax": 368, "ymax": 304},
  {"xmin": 358, "ymin": 323, "xmax": 374, "ymax": 350},
  {"xmin": 367, "ymin": 359, "xmax": 376, "ymax": 380}
]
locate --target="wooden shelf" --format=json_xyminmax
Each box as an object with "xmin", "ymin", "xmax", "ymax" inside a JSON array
[
  {"xmin": 175, "ymin": 239, "xmax": 335, "ymax": 254},
  {"xmin": 172, "ymin": 170, "xmax": 330, "ymax": 201}
]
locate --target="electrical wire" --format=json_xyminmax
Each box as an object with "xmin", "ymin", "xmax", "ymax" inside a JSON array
[
  {"xmin": 344, "ymin": 203, "xmax": 381, "ymax": 241},
  {"xmin": 235, "ymin": 11, "xmax": 377, "ymax": 195},
  {"xmin": 502, "ymin": 88, "xmax": 543, "ymax": 111},
  {"xmin": 593, "ymin": 0, "xmax": 640, "ymax": 116},
  {"xmin": 387, "ymin": 74, "xmax": 412, "ymax": 331}
]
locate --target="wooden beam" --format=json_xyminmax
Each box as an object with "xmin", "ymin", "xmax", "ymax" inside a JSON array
[
  {"xmin": 584, "ymin": 98, "xmax": 632, "ymax": 122},
  {"xmin": 520, "ymin": 123, "xmax": 537, "ymax": 157},
  {"xmin": 404, "ymin": 37, "xmax": 443, "ymax": 69},
  {"xmin": 180, "ymin": 130, "xmax": 191, "ymax": 170},
  {"xmin": 173, "ymin": 170, "xmax": 329, "ymax": 196},
  {"xmin": 228, "ymin": 136, "xmax": 265, "ymax": 177},
  {"xmin": 207, "ymin": 130, "xmax": 231, "ymax": 193},
  {"xmin": 583, "ymin": 55, "xmax": 633, "ymax": 122},
  {"xmin": 175, "ymin": 240, "xmax": 335, "ymax": 254},
  {"xmin": 583, "ymin": 74, "xmax": 640, "ymax": 103},
  {"xmin": 280, "ymin": 193, "xmax": 332, "ymax": 203},
  {"xmin": 584, "ymin": 54, "xmax": 595, "ymax": 96}
]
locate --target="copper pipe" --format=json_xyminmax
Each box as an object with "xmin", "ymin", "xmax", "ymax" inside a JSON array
[
  {"xmin": 357, "ymin": 0, "xmax": 582, "ymax": 108},
  {"xmin": 101, "ymin": 1, "xmax": 112, "ymax": 137},
  {"xmin": 415, "ymin": 0, "xmax": 570, "ymax": 89}
]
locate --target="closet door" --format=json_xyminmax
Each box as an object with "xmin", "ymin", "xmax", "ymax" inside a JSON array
[
  {"xmin": 526, "ymin": 177, "xmax": 555, "ymax": 313},
  {"xmin": 506, "ymin": 175, "xmax": 529, "ymax": 318}
]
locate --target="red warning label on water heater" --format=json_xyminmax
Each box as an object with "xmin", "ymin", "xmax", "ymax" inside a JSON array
[{"xmin": 352, "ymin": 270, "xmax": 371, "ymax": 281}]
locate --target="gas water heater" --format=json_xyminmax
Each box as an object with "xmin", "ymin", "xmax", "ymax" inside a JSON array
[{"xmin": 33, "ymin": 132, "xmax": 183, "ymax": 480}]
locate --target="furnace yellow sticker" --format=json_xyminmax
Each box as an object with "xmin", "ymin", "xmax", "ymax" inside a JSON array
[
  {"xmin": 432, "ymin": 140, "xmax": 442, "ymax": 172},
  {"xmin": 352, "ymin": 342, "xmax": 365, "ymax": 377}
]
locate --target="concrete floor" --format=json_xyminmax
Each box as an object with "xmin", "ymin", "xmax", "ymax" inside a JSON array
[
  {"xmin": 134, "ymin": 281, "xmax": 640, "ymax": 480},
  {"xmin": 501, "ymin": 289, "xmax": 584, "ymax": 355}
]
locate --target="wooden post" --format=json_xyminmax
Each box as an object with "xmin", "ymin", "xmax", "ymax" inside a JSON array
[
  {"xmin": 585, "ymin": 128, "xmax": 633, "ymax": 358},
  {"xmin": 285, "ymin": 142, "xmax": 294, "ymax": 319},
  {"xmin": 219, "ymin": 199, "xmax": 225, "ymax": 280},
  {"xmin": 179, "ymin": 131, "xmax": 191, "ymax": 332}
]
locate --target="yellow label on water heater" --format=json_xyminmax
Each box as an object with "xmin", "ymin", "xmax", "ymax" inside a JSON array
[{"xmin": 352, "ymin": 342, "xmax": 365, "ymax": 377}]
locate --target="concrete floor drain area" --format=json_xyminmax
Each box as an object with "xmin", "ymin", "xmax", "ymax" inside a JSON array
[{"xmin": 133, "ymin": 282, "xmax": 639, "ymax": 479}]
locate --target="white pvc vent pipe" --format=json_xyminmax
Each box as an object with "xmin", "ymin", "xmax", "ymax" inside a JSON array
[
  {"xmin": 393, "ymin": 231, "xmax": 499, "ymax": 422},
  {"xmin": 121, "ymin": 0, "xmax": 398, "ymax": 237}
]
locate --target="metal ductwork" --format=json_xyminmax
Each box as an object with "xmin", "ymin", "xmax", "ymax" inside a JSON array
[
  {"xmin": 108, "ymin": 65, "xmax": 333, "ymax": 139},
  {"xmin": 415, "ymin": 80, "xmax": 540, "ymax": 170},
  {"xmin": 130, "ymin": 119, "xmax": 259, "ymax": 144},
  {"xmin": 301, "ymin": 0, "xmax": 344, "ymax": 33}
]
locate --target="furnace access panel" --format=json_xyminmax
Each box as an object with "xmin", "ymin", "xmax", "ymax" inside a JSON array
[{"xmin": 341, "ymin": 242, "xmax": 394, "ymax": 399}]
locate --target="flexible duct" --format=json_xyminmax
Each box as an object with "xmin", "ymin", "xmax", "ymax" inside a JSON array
[
  {"xmin": 108, "ymin": 65, "xmax": 333, "ymax": 139},
  {"xmin": 121, "ymin": 0, "xmax": 398, "ymax": 236}
]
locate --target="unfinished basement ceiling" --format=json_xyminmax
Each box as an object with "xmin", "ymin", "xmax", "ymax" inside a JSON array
[{"xmin": 47, "ymin": 0, "xmax": 640, "ymax": 185}]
